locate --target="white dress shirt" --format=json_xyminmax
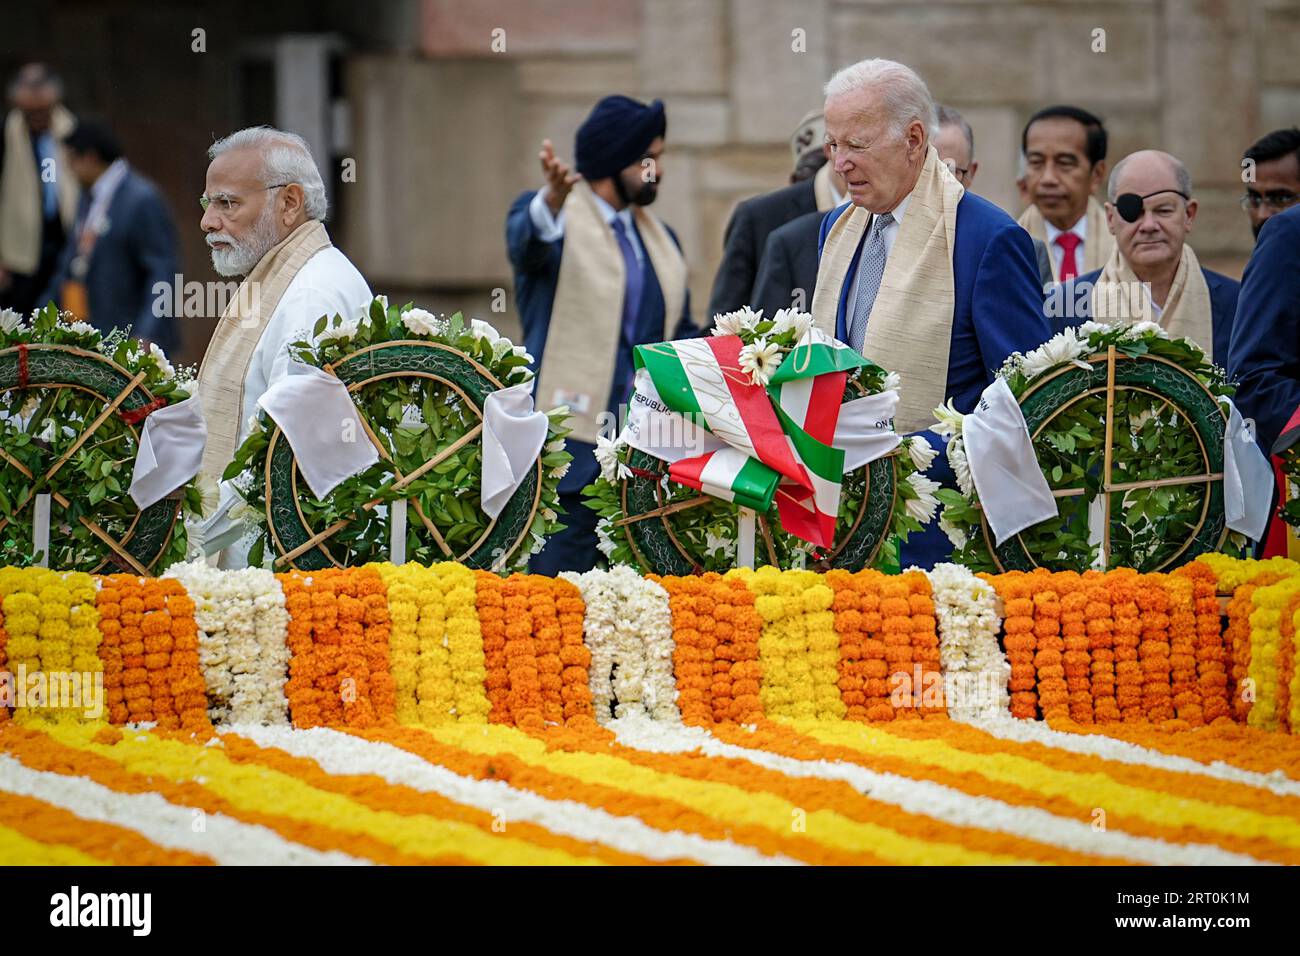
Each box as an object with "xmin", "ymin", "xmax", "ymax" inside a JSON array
[
  {"xmin": 845, "ymin": 193, "xmax": 911, "ymax": 330},
  {"xmin": 1043, "ymin": 212, "xmax": 1088, "ymax": 277},
  {"xmin": 528, "ymin": 187, "xmax": 645, "ymax": 267}
]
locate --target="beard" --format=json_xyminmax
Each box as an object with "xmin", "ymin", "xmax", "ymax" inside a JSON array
[
  {"xmin": 207, "ymin": 202, "xmax": 282, "ymax": 277},
  {"xmin": 616, "ymin": 171, "xmax": 659, "ymax": 207}
]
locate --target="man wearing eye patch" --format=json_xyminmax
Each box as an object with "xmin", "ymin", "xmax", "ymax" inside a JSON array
[{"xmin": 1056, "ymin": 149, "xmax": 1237, "ymax": 364}]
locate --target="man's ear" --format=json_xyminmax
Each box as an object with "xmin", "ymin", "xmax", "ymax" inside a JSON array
[
  {"xmin": 280, "ymin": 183, "xmax": 306, "ymax": 225},
  {"xmin": 1184, "ymin": 197, "xmax": 1198, "ymax": 231},
  {"xmin": 1103, "ymin": 201, "xmax": 1120, "ymax": 235}
]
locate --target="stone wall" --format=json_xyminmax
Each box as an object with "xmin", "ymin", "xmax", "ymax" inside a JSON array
[{"xmin": 341, "ymin": 0, "xmax": 1298, "ymax": 342}]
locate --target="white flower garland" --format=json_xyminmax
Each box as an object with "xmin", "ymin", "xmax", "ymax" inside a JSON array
[
  {"xmin": 164, "ymin": 560, "xmax": 291, "ymax": 726},
  {"xmin": 561, "ymin": 567, "xmax": 677, "ymax": 723},
  {"xmin": 924, "ymin": 563, "xmax": 1010, "ymax": 720}
]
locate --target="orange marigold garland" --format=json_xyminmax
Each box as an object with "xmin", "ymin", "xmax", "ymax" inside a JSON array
[
  {"xmin": 1033, "ymin": 574, "xmax": 1068, "ymax": 722},
  {"xmin": 1163, "ymin": 572, "xmax": 1204, "ymax": 726},
  {"xmin": 1173, "ymin": 561, "xmax": 1232, "ymax": 723},
  {"xmin": 1102, "ymin": 570, "xmax": 1139, "ymax": 724},
  {"xmin": 552, "ymin": 576, "xmax": 595, "ymax": 728},
  {"xmin": 475, "ymin": 571, "xmax": 510, "ymax": 723},
  {"xmin": 1131, "ymin": 571, "xmax": 1174, "ymax": 723},
  {"xmin": 501, "ymin": 574, "xmax": 544, "ymax": 731},
  {"xmin": 905, "ymin": 571, "xmax": 945, "ymax": 718},
  {"xmin": 828, "ymin": 569, "xmax": 873, "ymax": 722},
  {"xmin": 1082, "ymin": 572, "xmax": 1117, "ymax": 723},
  {"xmin": 277, "ymin": 567, "xmax": 395, "ymax": 730},
  {"xmin": 987, "ymin": 571, "xmax": 1038, "ymax": 720},
  {"xmin": 656, "ymin": 574, "xmax": 714, "ymax": 725}
]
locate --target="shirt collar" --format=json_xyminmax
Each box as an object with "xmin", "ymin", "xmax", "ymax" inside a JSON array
[
  {"xmin": 591, "ymin": 191, "xmax": 635, "ymax": 231},
  {"xmin": 873, "ymin": 192, "xmax": 910, "ymax": 226},
  {"xmin": 1043, "ymin": 209, "xmax": 1087, "ymax": 244}
]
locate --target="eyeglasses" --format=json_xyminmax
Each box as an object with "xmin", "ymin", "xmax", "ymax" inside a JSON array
[
  {"xmin": 1240, "ymin": 191, "xmax": 1299, "ymax": 211},
  {"xmin": 199, "ymin": 183, "xmax": 292, "ymax": 214}
]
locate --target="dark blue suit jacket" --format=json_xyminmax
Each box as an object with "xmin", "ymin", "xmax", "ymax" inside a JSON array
[
  {"xmin": 1050, "ymin": 265, "xmax": 1239, "ymax": 362},
  {"xmin": 751, "ymin": 207, "xmax": 821, "ymax": 319},
  {"xmin": 506, "ymin": 190, "xmax": 699, "ymax": 492},
  {"xmin": 817, "ymin": 194, "xmax": 1052, "ymax": 568},
  {"xmin": 43, "ymin": 167, "xmax": 180, "ymax": 354},
  {"xmin": 1229, "ymin": 205, "xmax": 1300, "ymax": 454}
]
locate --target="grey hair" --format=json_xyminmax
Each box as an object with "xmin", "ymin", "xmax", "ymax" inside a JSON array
[
  {"xmin": 824, "ymin": 58, "xmax": 939, "ymax": 141},
  {"xmin": 936, "ymin": 104, "xmax": 974, "ymax": 159},
  {"xmin": 208, "ymin": 126, "xmax": 328, "ymax": 221},
  {"xmin": 1106, "ymin": 150, "xmax": 1193, "ymax": 202}
]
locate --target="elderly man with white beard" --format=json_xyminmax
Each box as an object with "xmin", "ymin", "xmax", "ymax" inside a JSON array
[{"xmin": 195, "ymin": 126, "xmax": 371, "ymax": 565}]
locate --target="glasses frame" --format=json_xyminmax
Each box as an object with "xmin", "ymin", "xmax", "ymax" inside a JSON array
[{"xmin": 199, "ymin": 182, "xmax": 294, "ymax": 214}]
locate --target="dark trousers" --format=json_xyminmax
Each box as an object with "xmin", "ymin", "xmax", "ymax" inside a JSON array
[
  {"xmin": 0, "ymin": 215, "xmax": 65, "ymax": 315},
  {"xmin": 528, "ymin": 490, "xmax": 600, "ymax": 575}
]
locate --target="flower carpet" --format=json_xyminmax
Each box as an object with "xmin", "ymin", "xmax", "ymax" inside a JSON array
[{"xmin": 2, "ymin": 557, "xmax": 1300, "ymax": 865}]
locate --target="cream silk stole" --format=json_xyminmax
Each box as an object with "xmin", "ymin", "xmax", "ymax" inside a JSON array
[
  {"xmin": 0, "ymin": 105, "xmax": 78, "ymax": 274},
  {"xmin": 811, "ymin": 145, "xmax": 963, "ymax": 433},
  {"xmin": 1018, "ymin": 196, "xmax": 1113, "ymax": 281},
  {"xmin": 540, "ymin": 180, "xmax": 687, "ymax": 444},
  {"xmin": 196, "ymin": 219, "xmax": 331, "ymax": 483},
  {"xmin": 1090, "ymin": 241, "xmax": 1215, "ymax": 359}
]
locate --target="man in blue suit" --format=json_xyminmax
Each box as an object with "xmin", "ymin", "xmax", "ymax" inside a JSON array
[
  {"xmin": 1047, "ymin": 150, "xmax": 1237, "ymax": 363},
  {"xmin": 1230, "ymin": 204, "xmax": 1300, "ymax": 457},
  {"xmin": 811, "ymin": 59, "xmax": 1052, "ymax": 570},
  {"xmin": 506, "ymin": 95, "xmax": 699, "ymax": 574},
  {"xmin": 42, "ymin": 118, "xmax": 180, "ymax": 354}
]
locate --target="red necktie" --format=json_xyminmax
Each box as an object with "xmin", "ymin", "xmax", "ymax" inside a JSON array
[{"xmin": 1055, "ymin": 231, "xmax": 1082, "ymax": 282}]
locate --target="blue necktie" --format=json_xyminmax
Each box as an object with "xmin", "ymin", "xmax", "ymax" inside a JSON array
[
  {"xmin": 847, "ymin": 211, "xmax": 894, "ymax": 352},
  {"xmin": 610, "ymin": 217, "xmax": 645, "ymax": 404}
]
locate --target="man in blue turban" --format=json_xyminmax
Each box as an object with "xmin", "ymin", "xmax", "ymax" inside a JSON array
[{"xmin": 506, "ymin": 95, "xmax": 699, "ymax": 574}]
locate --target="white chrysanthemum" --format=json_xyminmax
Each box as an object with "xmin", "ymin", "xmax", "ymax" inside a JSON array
[
  {"xmin": 64, "ymin": 320, "xmax": 97, "ymax": 337},
  {"xmin": 594, "ymin": 435, "xmax": 624, "ymax": 483},
  {"xmin": 148, "ymin": 342, "xmax": 175, "ymax": 379},
  {"xmin": 548, "ymin": 460, "xmax": 571, "ymax": 480},
  {"xmin": 470, "ymin": 318, "xmax": 503, "ymax": 344},
  {"xmin": 882, "ymin": 370, "xmax": 902, "ymax": 393},
  {"xmin": 595, "ymin": 521, "xmax": 617, "ymax": 559},
  {"xmin": 318, "ymin": 318, "xmax": 360, "ymax": 342},
  {"xmin": 1076, "ymin": 320, "xmax": 1110, "ymax": 338},
  {"xmin": 195, "ymin": 473, "xmax": 220, "ymax": 518},
  {"xmin": 906, "ymin": 435, "xmax": 937, "ymax": 471},
  {"xmin": 400, "ymin": 307, "xmax": 444, "ymax": 337},
  {"xmin": 373, "ymin": 294, "xmax": 389, "ymax": 313},
  {"xmin": 541, "ymin": 507, "xmax": 557, "ymax": 523},
  {"xmin": 1021, "ymin": 327, "xmax": 1089, "ymax": 379},
  {"xmin": 1127, "ymin": 320, "xmax": 1168, "ymax": 339},
  {"xmin": 904, "ymin": 472, "xmax": 940, "ymax": 524},
  {"xmin": 711, "ymin": 306, "xmax": 763, "ymax": 337},
  {"xmin": 705, "ymin": 529, "xmax": 738, "ymax": 560},
  {"xmin": 933, "ymin": 398, "xmax": 965, "ymax": 439},
  {"xmin": 738, "ymin": 337, "xmax": 782, "ymax": 387},
  {"xmin": 769, "ymin": 307, "xmax": 812, "ymax": 341},
  {"xmin": 948, "ymin": 436, "xmax": 974, "ymax": 496},
  {"xmin": 0, "ymin": 308, "xmax": 22, "ymax": 333},
  {"xmin": 512, "ymin": 343, "xmax": 535, "ymax": 364},
  {"xmin": 937, "ymin": 512, "xmax": 968, "ymax": 550}
]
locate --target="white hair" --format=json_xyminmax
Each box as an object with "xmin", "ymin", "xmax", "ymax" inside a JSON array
[
  {"xmin": 824, "ymin": 58, "xmax": 939, "ymax": 141},
  {"xmin": 208, "ymin": 126, "xmax": 328, "ymax": 221},
  {"xmin": 1107, "ymin": 150, "xmax": 1193, "ymax": 202}
]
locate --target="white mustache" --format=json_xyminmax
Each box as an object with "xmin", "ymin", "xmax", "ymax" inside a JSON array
[{"xmin": 206, "ymin": 233, "xmax": 237, "ymax": 247}]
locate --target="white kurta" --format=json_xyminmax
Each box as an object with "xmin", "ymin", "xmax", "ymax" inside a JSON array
[{"xmin": 203, "ymin": 245, "xmax": 372, "ymax": 566}]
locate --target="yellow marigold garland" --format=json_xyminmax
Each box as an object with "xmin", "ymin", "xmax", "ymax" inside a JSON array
[{"xmin": 0, "ymin": 567, "xmax": 100, "ymax": 724}]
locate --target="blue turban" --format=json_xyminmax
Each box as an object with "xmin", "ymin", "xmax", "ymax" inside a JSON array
[{"xmin": 574, "ymin": 95, "xmax": 666, "ymax": 181}]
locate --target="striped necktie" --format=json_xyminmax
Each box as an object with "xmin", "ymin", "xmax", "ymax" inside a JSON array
[{"xmin": 847, "ymin": 211, "xmax": 893, "ymax": 352}]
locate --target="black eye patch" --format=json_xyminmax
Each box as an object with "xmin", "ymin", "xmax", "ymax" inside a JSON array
[{"xmin": 1115, "ymin": 189, "xmax": 1189, "ymax": 223}]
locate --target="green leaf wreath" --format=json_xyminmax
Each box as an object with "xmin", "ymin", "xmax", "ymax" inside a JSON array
[
  {"xmin": 582, "ymin": 307, "xmax": 937, "ymax": 573},
  {"xmin": 224, "ymin": 297, "xmax": 571, "ymax": 571},
  {"xmin": 0, "ymin": 303, "xmax": 206, "ymax": 572},
  {"xmin": 934, "ymin": 319, "xmax": 1247, "ymax": 573}
]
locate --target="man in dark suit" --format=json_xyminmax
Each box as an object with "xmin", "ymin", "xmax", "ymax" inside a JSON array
[
  {"xmin": 1240, "ymin": 128, "xmax": 1300, "ymax": 240},
  {"xmin": 0, "ymin": 64, "xmax": 78, "ymax": 316},
  {"xmin": 1229, "ymin": 204, "xmax": 1300, "ymax": 456},
  {"xmin": 706, "ymin": 110, "xmax": 843, "ymax": 319},
  {"xmin": 41, "ymin": 119, "xmax": 181, "ymax": 353},
  {"xmin": 1048, "ymin": 150, "xmax": 1237, "ymax": 364},
  {"xmin": 813, "ymin": 61, "xmax": 1052, "ymax": 570},
  {"xmin": 752, "ymin": 103, "xmax": 1030, "ymax": 317},
  {"xmin": 506, "ymin": 95, "xmax": 699, "ymax": 574}
]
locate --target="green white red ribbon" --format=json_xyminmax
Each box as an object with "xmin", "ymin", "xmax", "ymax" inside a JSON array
[{"xmin": 628, "ymin": 330, "xmax": 888, "ymax": 548}]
